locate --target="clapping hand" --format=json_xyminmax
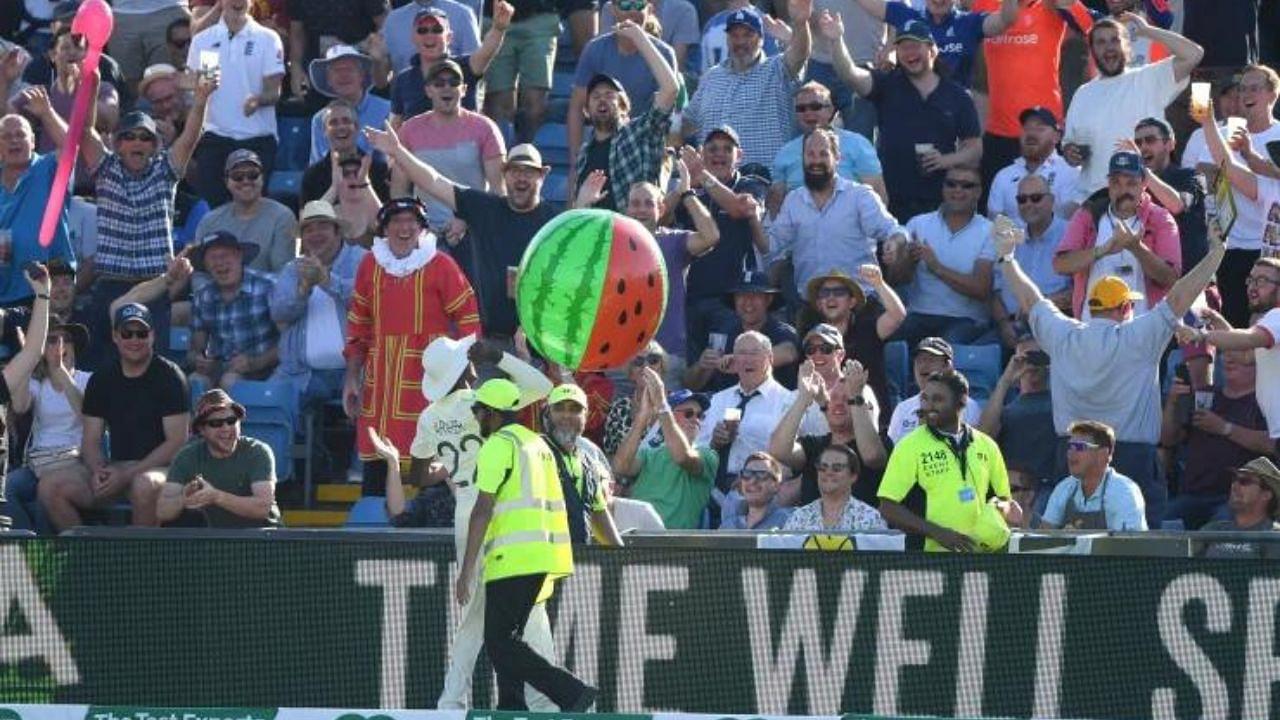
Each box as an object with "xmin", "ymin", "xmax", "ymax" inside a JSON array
[
  {"xmin": 492, "ymin": 0, "xmax": 515, "ymax": 31},
  {"xmin": 788, "ymin": 0, "xmax": 814, "ymax": 24},
  {"xmin": 678, "ymin": 145, "xmax": 706, "ymax": 185},
  {"xmin": 761, "ymin": 15, "xmax": 792, "ymax": 44},
  {"xmin": 17, "ymin": 86, "xmax": 53, "ymax": 120},
  {"xmin": 816, "ymin": 10, "xmax": 844, "ymax": 42},
  {"xmin": 840, "ymin": 359, "xmax": 867, "ymax": 399},
  {"xmin": 858, "ymin": 263, "xmax": 883, "ymax": 288},
  {"xmin": 367, "ymin": 427, "xmax": 401, "ymax": 465},
  {"xmin": 365, "ymin": 120, "xmax": 403, "ymax": 156},
  {"xmin": 575, "ymin": 169, "xmax": 609, "ymax": 208},
  {"xmin": 796, "ymin": 359, "xmax": 822, "ymax": 404}
]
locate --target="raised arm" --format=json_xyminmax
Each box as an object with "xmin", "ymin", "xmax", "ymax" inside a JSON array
[
  {"xmin": 852, "ymin": 0, "xmax": 889, "ymax": 20},
  {"xmin": 615, "ymin": 20, "xmax": 679, "ymax": 111},
  {"xmin": 993, "ymin": 227, "xmax": 1048, "ymax": 317},
  {"xmin": 365, "ymin": 122, "xmax": 459, "ymax": 211},
  {"xmin": 469, "ymin": 0, "xmax": 513, "ymax": 77},
  {"xmin": 1163, "ymin": 222, "xmax": 1225, "ymax": 317},
  {"xmin": 2, "ymin": 267, "xmax": 51, "ymax": 398},
  {"xmin": 170, "ymin": 74, "xmax": 217, "ymax": 176},
  {"xmin": 1120, "ymin": 11, "xmax": 1201, "ymax": 82},
  {"xmin": 817, "ymin": 12, "xmax": 873, "ymax": 97},
  {"xmin": 17, "ymin": 86, "xmax": 69, "ymax": 153},
  {"xmin": 1196, "ymin": 99, "xmax": 1258, "ymax": 200},
  {"xmin": 767, "ymin": 363, "xmax": 822, "ymax": 470},
  {"xmin": 673, "ymin": 161, "xmax": 720, "ymax": 255},
  {"xmin": 784, "ymin": 0, "xmax": 813, "ymax": 77},
  {"xmin": 860, "ymin": 264, "xmax": 906, "ymax": 339}
]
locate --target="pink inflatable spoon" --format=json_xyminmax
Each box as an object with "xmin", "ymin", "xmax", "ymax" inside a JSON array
[{"xmin": 38, "ymin": 0, "xmax": 114, "ymax": 248}]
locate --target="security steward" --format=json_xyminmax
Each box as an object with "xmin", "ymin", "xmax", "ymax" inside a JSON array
[
  {"xmin": 542, "ymin": 383, "xmax": 625, "ymax": 545},
  {"xmin": 455, "ymin": 378, "xmax": 600, "ymax": 711},
  {"xmin": 878, "ymin": 369, "xmax": 1023, "ymax": 551}
]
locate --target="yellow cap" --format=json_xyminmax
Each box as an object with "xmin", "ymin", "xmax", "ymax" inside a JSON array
[
  {"xmin": 473, "ymin": 379, "xmax": 521, "ymax": 410},
  {"xmin": 547, "ymin": 383, "xmax": 588, "ymax": 408},
  {"xmin": 1087, "ymin": 276, "xmax": 1144, "ymax": 312}
]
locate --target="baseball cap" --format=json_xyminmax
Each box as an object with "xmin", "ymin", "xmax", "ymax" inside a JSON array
[
  {"xmin": 896, "ymin": 19, "xmax": 934, "ymax": 44},
  {"xmin": 427, "ymin": 58, "xmax": 464, "ymax": 81},
  {"xmin": 667, "ymin": 389, "xmax": 710, "ymax": 411},
  {"xmin": 724, "ymin": 8, "xmax": 763, "ymax": 35},
  {"xmin": 113, "ymin": 303, "xmax": 152, "ymax": 330},
  {"xmin": 473, "ymin": 378, "xmax": 521, "ymax": 410},
  {"xmin": 224, "ymin": 148, "xmax": 263, "ymax": 173},
  {"xmin": 115, "ymin": 110, "xmax": 159, "ymax": 139},
  {"xmin": 414, "ymin": 7, "xmax": 450, "ymax": 25},
  {"xmin": 914, "ymin": 337, "xmax": 954, "ymax": 361},
  {"xmin": 1087, "ymin": 276, "xmax": 1143, "ymax": 311},
  {"xmin": 1108, "ymin": 151, "xmax": 1145, "ymax": 178},
  {"xmin": 548, "ymin": 383, "xmax": 589, "ymax": 408},
  {"xmin": 803, "ymin": 323, "xmax": 844, "ymax": 348},
  {"xmin": 586, "ymin": 73, "xmax": 625, "ymax": 94},
  {"xmin": 1019, "ymin": 106, "xmax": 1060, "ymax": 132},
  {"xmin": 703, "ymin": 124, "xmax": 740, "ymax": 147}
]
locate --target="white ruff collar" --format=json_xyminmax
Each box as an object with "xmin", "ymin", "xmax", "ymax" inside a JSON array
[{"xmin": 372, "ymin": 231, "xmax": 438, "ymax": 277}]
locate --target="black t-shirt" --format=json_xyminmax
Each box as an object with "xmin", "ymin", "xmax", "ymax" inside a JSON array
[
  {"xmin": 797, "ymin": 433, "xmax": 881, "ymax": 506},
  {"xmin": 679, "ymin": 173, "xmax": 770, "ymax": 301},
  {"xmin": 695, "ymin": 315, "xmax": 799, "ymax": 392},
  {"xmin": 844, "ymin": 301, "xmax": 891, "ymax": 426},
  {"xmin": 82, "ymin": 355, "xmax": 189, "ymax": 462},
  {"xmin": 1157, "ymin": 165, "xmax": 1208, "ymax": 271},
  {"xmin": 286, "ymin": 0, "xmax": 389, "ymax": 63},
  {"xmin": 582, "ymin": 139, "xmax": 616, "ymax": 211},
  {"xmin": 1183, "ymin": 0, "xmax": 1259, "ymax": 67},
  {"xmin": 454, "ymin": 188, "xmax": 559, "ymax": 336},
  {"xmin": 301, "ymin": 149, "xmax": 392, "ymax": 205}
]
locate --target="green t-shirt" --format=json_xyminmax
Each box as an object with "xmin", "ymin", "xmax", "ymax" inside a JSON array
[
  {"xmin": 167, "ymin": 437, "xmax": 280, "ymax": 528},
  {"xmin": 629, "ymin": 443, "xmax": 718, "ymax": 530}
]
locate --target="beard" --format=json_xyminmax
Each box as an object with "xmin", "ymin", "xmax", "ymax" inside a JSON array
[
  {"xmin": 551, "ymin": 427, "xmax": 580, "ymax": 450},
  {"xmin": 803, "ymin": 166, "xmax": 834, "ymax": 191}
]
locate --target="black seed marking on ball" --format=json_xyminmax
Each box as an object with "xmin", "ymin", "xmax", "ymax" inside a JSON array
[
  {"xmin": 634, "ymin": 300, "xmax": 642, "ymax": 315},
  {"xmin": 619, "ymin": 310, "xmax": 628, "ymax": 324},
  {"xmin": 629, "ymin": 239, "xmax": 637, "ymax": 251},
  {"xmin": 617, "ymin": 278, "xmax": 626, "ymax": 294},
  {"xmin": 600, "ymin": 342, "xmax": 611, "ymax": 355},
  {"xmin": 636, "ymin": 331, "xmax": 646, "ymax": 343},
  {"xmin": 647, "ymin": 273, "xmax": 655, "ymax": 287}
]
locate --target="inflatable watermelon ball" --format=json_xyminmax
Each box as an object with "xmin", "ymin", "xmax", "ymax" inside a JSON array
[{"xmin": 516, "ymin": 209, "xmax": 669, "ymax": 371}]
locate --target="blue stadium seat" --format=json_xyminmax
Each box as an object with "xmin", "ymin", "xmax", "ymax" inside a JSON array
[
  {"xmin": 544, "ymin": 171, "xmax": 570, "ymax": 205},
  {"xmin": 169, "ymin": 326, "xmax": 190, "ymax": 353},
  {"xmin": 267, "ymin": 170, "xmax": 303, "ymax": 211},
  {"xmin": 229, "ymin": 379, "xmax": 298, "ymax": 430},
  {"xmin": 883, "ymin": 340, "xmax": 910, "ymax": 405},
  {"xmin": 241, "ymin": 421, "xmax": 295, "ymax": 482},
  {"xmin": 188, "ymin": 374, "xmax": 208, "ymax": 411},
  {"xmin": 952, "ymin": 343, "xmax": 1003, "ymax": 401},
  {"xmin": 533, "ymin": 123, "xmax": 570, "ymax": 166},
  {"xmin": 346, "ymin": 496, "xmax": 390, "ymax": 527},
  {"xmin": 275, "ymin": 116, "xmax": 311, "ymax": 172},
  {"xmin": 551, "ymin": 69, "xmax": 576, "ymax": 99}
]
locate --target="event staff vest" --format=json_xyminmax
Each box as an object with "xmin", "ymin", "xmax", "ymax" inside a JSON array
[{"xmin": 481, "ymin": 424, "xmax": 574, "ymax": 594}]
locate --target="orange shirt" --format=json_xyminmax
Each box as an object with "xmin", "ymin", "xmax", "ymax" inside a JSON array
[{"xmin": 975, "ymin": 0, "xmax": 1094, "ymax": 138}]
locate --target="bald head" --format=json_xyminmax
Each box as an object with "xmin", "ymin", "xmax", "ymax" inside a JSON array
[
  {"xmin": 0, "ymin": 114, "xmax": 36, "ymax": 168},
  {"xmin": 1015, "ymin": 173, "xmax": 1054, "ymax": 230}
]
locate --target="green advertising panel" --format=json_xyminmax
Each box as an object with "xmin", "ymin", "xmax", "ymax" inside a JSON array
[{"xmin": 0, "ymin": 538, "xmax": 1277, "ymax": 720}]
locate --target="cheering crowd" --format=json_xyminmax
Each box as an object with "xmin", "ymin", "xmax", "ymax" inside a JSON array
[{"xmin": 0, "ymin": 0, "xmax": 1278, "ymax": 555}]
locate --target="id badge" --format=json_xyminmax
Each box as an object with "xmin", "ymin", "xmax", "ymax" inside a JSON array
[{"xmin": 958, "ymin": 487, "xmax": 976, "ymax": 503}]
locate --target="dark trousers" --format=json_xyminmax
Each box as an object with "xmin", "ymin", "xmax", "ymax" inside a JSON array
[
  {"xmin": 191, "ymin": 133, "xmax": 278, "ymax": 208},
  {"xmin": 485, "ymin": 573, "xmax": 587, "ymax": 710},
  {"xmin": 1219, "ymin": 248, "xmax": 1261, "ymax": 329}
]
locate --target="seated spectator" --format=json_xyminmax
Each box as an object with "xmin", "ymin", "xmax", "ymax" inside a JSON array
[
  {"xmin": 685, "ymin": 271, "xmax": 800, "ymax": 392},
  {"xmin": 302, "ymin": 100, "xmax": 392, "ymax": 205},
  {"xmin": 793, "ymin": 325, "xmax": 881, "ymax": 431},
  {"xmin": 542, "ymin": 384, "xmax": 626, "ymax": 544},
  {"xmin": 383, "ymin": 0, "xmax": 482, "ymax": 75},
  {"xmin": 156, "ymin": 389, "xmax": 281, "ymax": 527},
  {"xmin": 977, "ymin": 337, "xmax": 1057, "ymax": 483},
  {"xmin": 1, "ymin": 260, "xmax": 92, "ymax": 359},
  {"xmin": 1053, "ymin": 151, "xmax": 1181, "ymax": 321},
  {"xmin": 796, "ymin": 267, "xmax": 905, "ymax": 425},
  {"xmin": 718, "ymin": 451, "xmax": 792, "ymax": 530},
  {"xmin": 194, "ymin": 150, "xmax": 299, "ymax": 274},
  {"xmin": 39, "ymin": 303, "xmax": 189, "ymax": 530},
  {"xmin": 991, "ymin": 175, "xmax": 1073, "ymax": 347},
  {"xmin": 890, "ymin": 165, "xmax": 995, "ymax": 347},
  {"xmin": 5, "ymin": 318, "xmax": 87, "ymax": 535},
  {"xmin": 768, "ymin": 82, "xmax": 886, "ymax": 215},
  {"xmin": 136, "ymin": 63, "xmax": 191, "ymax": 143},
  {"xmin": 25, "ymin": 27, "xmax": 118, "ymax": 161},
  {"xmin": 308, "ymin": 45, "xmax": 391, "ymax": 163},
  {"xmin": 388, "ymin": 3, "xmax": 511, "ymax": 123},
  {"xmin": 600, "ymin": 0, "xmax": 701, "ymax": 71},
  {"xmin": 783, "ymin": 443, "xmax": 887, "ymax": 532},
  {"xmin": 986, "ymin": 107, "xmax": 1080, "ymax": 223},
  {"xmin": 1039, "ymin": 420, "xmax": 1148, "ymax": 530},
  {"xmin": 769, "ymin": 128, "xmax": 905, "ymax": 300},
  {"xmin": 186, "ymin": 231, "xmax": 280, "ymax": 389},
  {"xmin": 1007, "ymin": 461, "xmax": 1040, "ymax": 529},
  {"xmin": 769, "ymin": 357, "xmax": 886, "ymax": 507},
  {"xmin": 1161, "ymin": 350, "xmax": 1271, "ymax": 529},
  {"xmin": 285, "ymin": 0, "xmax": 391, "ymax": 103},
  {"xmin": 886, "ymin": 337, "xmax": 982, "ymax": 444},
  {"xmin": 1133, "ymin": 117, "xmax": 1209, "ymax": 272},
  {"xmin": 1201, "ymin": 458, "xmax": 1280, "ymax": 559},
  {"xmin": 602, "ymin": 340, "xmax": 669, "ymax": 456},
  {"xmin": 613, "ymin": 372, "xmax": 718, "ymax": 530},
  {"xmin": 270, "ymin": 201, "xmax": 369, "ymax": 410}
]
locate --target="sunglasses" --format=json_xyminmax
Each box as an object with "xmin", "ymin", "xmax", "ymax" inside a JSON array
[
  {"xmin": 430, "ymin": 76, "xmax": 463, "ymax": 88},
  {"xmin": 1016, "ymin": 192, "xmax": 1047, "ymax": 205},
  {"xmin": 229, "ymin": 171, "xmax": 261, "ymax": 183},
  {"xmin": 794, "ymin": 102, "xmax": 828, "ymax": 113},
  {"xmin": 817, "ymin": 462, "xmax": 849, "ymax": 472},
  {"xmin": 944, "ymin": 179, "xmax": 980, "ymax": 190},
  {"xmin": 203, "ymin": 416, "xmax": 239, "ymax": 428},
  {"xmin": 118, "ymin": 130, "xmax": 156, "ymax": 143},
  {"xmin": 676, "ymin": 408, "xmax": 706, "ymax": 421},
  {"xmin": 817, "ymin": 286, "xmax": 851, "ymax": 299},
  {"xmin": 630, "ymin": 353, "xmax": 663, "ymax": 367},
  {"xmin": 416, "ymin": 25, "xmax": 446, "ymax": 34},
  {"xmin": 617, "ymin": 0, "xmax": 648, "ymax": 10},
  {"xmin": 118, "ymin": 328, "xmax": 151, "ymax": 340},
  {"xmin": 739, "ymin": 468, "xmax": 774, "ymax": 481},
  {"xmin": 804, "ymin": 343, "xmax": 836, "ymax": 356},
  {"xmin": 1066, "ymin": 439, "xmax": 1100, "ymax": 452}
]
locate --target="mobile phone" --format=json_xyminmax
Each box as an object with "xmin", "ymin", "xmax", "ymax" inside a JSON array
[
  {"xmin": 1173, "ymin": 363, "xmax": 1193, "ymax": 426},
  {"xmin": 198, "ymin": 49, "xmax": 219, "ymax": 79}
]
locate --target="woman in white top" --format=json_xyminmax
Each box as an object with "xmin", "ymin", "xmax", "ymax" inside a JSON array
[
  {"xmin": 4, "ymin": 321, "xmax": 92, "ymax": 533},
  {"xmin": 783, "ymin": 443, "xmax": 888, "ymax": 533}
]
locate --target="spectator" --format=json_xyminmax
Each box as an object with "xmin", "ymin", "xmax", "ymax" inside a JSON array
[
  {"xmin": 806, "ymin": 0, "xmax": 885, "ymax": 140},
  {"xmin": 700, "ymin": 2, "xmax": 782, "ymax": 76},
  {"xmin": 388, "ymin": 3, "xmax": 511, "ymax": 123},
  {"xmin": 824, "ymin": 15, "xmax": 982, "ymax": 222},
  {"xmin": 1053, "ymin": 151, "xmax": 1181, "ymax": 320},
  {"xmin": 683, "ymin": 0, "xmax": 813, "ymax": 167},
  {"xmin": 769, "ymin": 128, "xmax": 905, "ymax": 299},
  {"xmin": 796, "ymin": 268, "xmax": 905, "ymax": 425},
  {"xmin": 602, "ymin": 341, "xmax": 669, "ymax": 456},
  {"xmin": 986, "ymin": 107, "xmax": 1080, "ymax": 223},
  {"xmin": 136, "ymin": 63, "xmax": 190, "ymax": 142},
  {"xmin": 1061, "ymin": 15, "xmax": 1203, "ymax": 204},
  {"xmin": 613, "ymin": 372, "xmax": 718, "ymax": 530},
  {"xmin": 188, "ymin": 0, "xmax": 285, "ymax": 208},
  {"xmin": 886, "ymin": 337, "xmax": 982, "ymax": 444},
  {"xmin": 185, "ymin": 231, "xmax": 280, "ymax": 390},
  {"xmin": 1098, "ymin": 0, "xmax": 1173, "ymax": 69},
  {"xmin": 718, "ymin": 450, "xmax": 792, "ymax": 530},
  {"xmin": 393, "ymin": 58, "xmax": 506, "ymax": 235},
  {"xmin": 108, "ymin": 0, "xmax": 191, "ymax": 87},
  {"xmin": 570, "ymin": 19, "xmax": 679, "ymax": 210},
  {"xmin": 977, "ymin": 337, "xmax": 1058, "ymax": 485},
  {"xmin": 1133, "ymin": 117, "xmax": 1209, "ymax": 271},
  {"xmin": 1, "ymin": 260, "xmax": 92, "ymax": 359},
  {"xmin": 1039, "ymin": 420, "xmax": 1147, "ymax": 530},
  {"xmin": 879, "ymin": 368, "xmax": 1020, "ymax": 551},
  {"xmin": 1161, "ymin": 350, "xmax": 1271, "ymax": 529},
  {"xmin": 302, "ymin": 100, "xmax": 392, "ymax": 205},
  {"xmin": 770, "ymin": 356, "xmax": 886, "ymax": 507},
  {"xmin": 383, "ymin": 0, "xmax": 482, "ymax": 75},
  {"xmin": 1200, "ymin": 457, "xmax": 1280, "ymax": 559},
  {"xmin": 560, "ymin": 0, "xmax": 599, "ymax": 61},
  {"xmin": 156, "ymin": 389, "xmax": 281, "ymax": 528},
  {"xmin": 164, "ymin": 16, "xmax": 193, "ymax": 71},
  {"xmin": 1182, "ymin": 0, "xmax": 1261, "ymax": 70},
  {"xmin": 991, "ymin": 175, "xmax": 1073, "ymax": 346},
  {"xmin": 541, "ymin": 383, "xmax": 626, "ymax": 543},
  {"xmin": 768, "ymin": 81, "xmax": 885, "ymax": 214},
  {"xmin": 193, "ymin": 150, "xmax": 299, "ymax": 274},
  {"xmin": 0, "ymin": 269, "xmax": 52, "ymax": 527},
  {"xmin": 567, "ymin": 5, "xmax": 678, "ymax": 171},
  {"xmin": 24, "ymin": 27, "xmax": 118, "ymax": 160},
  {"xmin": 4, "ymin": 319, "xmax": 90, "ymax": 535},
  {"xmin": 1007, "ymin": 461, "xmax": 1041, "ymax": 529},
  {"xmin": 286, "ymin": 0, "xmax": 389, "ymax": 101},
  {"xmin": 686, "ymin": 270, "xmax": 800, "ymax": 392},
  {"xmin": 369, "ymin": 128, "xmax": 554, "ymax": 344},
  {"xmin": 994, "ymin": 200, "xmax": 1226, "ymax": 527},
  {"xmin": 783, "ymin": 442, "xmax": 887, "ymax": 532},
  {"xmin": 40, "ymin": 303, "xmax": 189, "ymax": 530},
  {"xmin": 343, "ymin": 197, "xmax": 481, "ymax": 496},
  {"xmin": 481, "ymin": 0, "xmax": 562, "ymax": 143},
  {"xmin": 971, "ymin": 0, "xmax": 1094, "ymax": 185},
  {"xmin": 270, "ymin": 201, "xmax": 369, "ymax": 410},
  {"xmin": 601, "ymin": 0, "xmax": 701, "ymax": 71},
  {"xmin": 1179, "ymin": 74, "xmax": 1243, "ymax": 175},
  {"xmin": 307, "ymin": 45, "xmax": 391, "ymax": 163},
  {"xmin": 855, "ymin": 0, "xmax": 1018, "ymax": 88}
]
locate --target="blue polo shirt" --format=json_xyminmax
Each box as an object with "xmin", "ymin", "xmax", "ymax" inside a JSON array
[
  {"xmin": 772, "ymin": 128, "xmax": 882, "ymax": 191},
  {"xmin": 868, "ymin": 69, "xmax": 980, "ymax": 216},
  {"xmin": 309, "ymin": 92, "xmax": 392, "ymax": 164},
  {"xmin": 884, "ymin": 4, "xmax": 988, "ymax": 87},
  {"xmin": 0, "ymin": 152, "xmax": 74, "ymax": 305},
  {"xmin": 390, "ymin": 53, "xmax": 480, "ymax": 118}
]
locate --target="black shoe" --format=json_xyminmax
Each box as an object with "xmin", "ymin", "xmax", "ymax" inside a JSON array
[{"xmin": 566, "ymin": 685, "xmax": 598, "ymax": 712}]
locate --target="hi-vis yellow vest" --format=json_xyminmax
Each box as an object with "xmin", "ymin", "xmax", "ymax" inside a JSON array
[{"xmin": 477, "ymin": 424, "xmax": 574, "ymax": 598}]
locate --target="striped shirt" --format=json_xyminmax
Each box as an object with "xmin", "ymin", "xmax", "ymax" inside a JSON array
[
  {"xmin": 192, "ymin": 268, "xmax": 280, "ymax": 360},
  {"xmin": 685, "ymin": 53, "xmax": 801, "ymax": 165},
  {"xmin": 93, "ymin": 151, "xmax": 178, "ymax": 279}
]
